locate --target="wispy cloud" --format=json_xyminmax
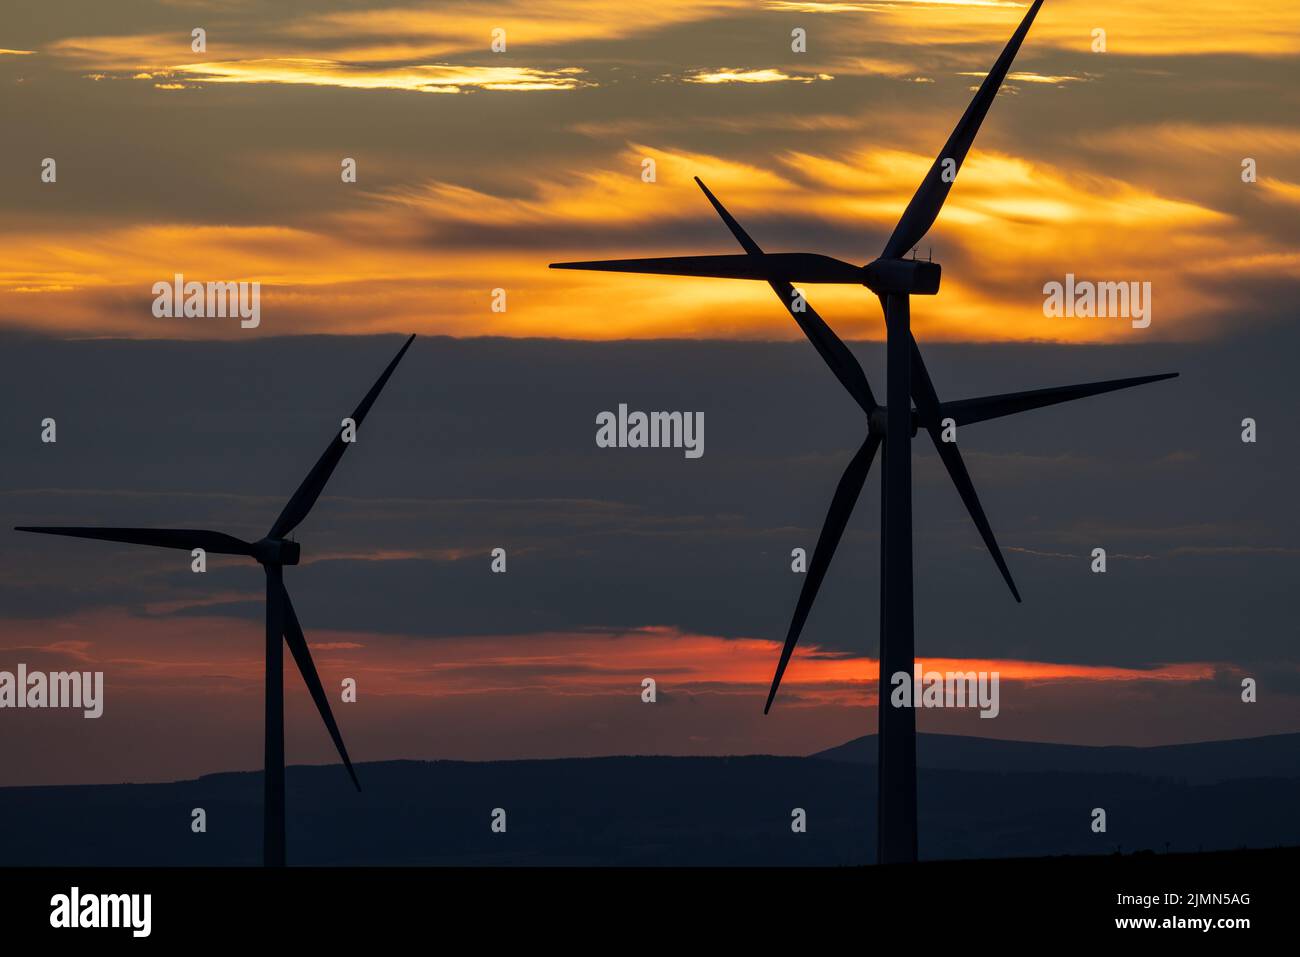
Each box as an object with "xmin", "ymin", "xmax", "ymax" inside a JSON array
[
  {"xmin": 61, "ymin": 59, "xmax": 589, "ymax": 94},
  {"xmin": 958, "ymin": 69, "xmax": 1088, "ymax": 85},
  {"xmin": 172, "ymin": 59, "xmax": 589, "ymax": 94},
  {"xmin": 682, "ymin": 68, "xmax": 833, "ymax": 84}
]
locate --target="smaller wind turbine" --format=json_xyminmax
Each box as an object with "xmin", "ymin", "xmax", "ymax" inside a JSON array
[{"xmin": 16, "ymin": 334, "xmax": 415, "ymax": 866}]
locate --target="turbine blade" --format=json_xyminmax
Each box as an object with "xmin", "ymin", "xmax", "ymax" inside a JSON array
[
  {"xmin": 280, "ymin": 583, "xmax": 360, "ymax": 792},
  {"xmin": 940, "ymin": 373, "xmax": 1179, "ymax": 427},
  {"xmin": 13, "ymin": 526, "xmax": 254, "ymax": 555},
  {"xmin": 694, "ymin": 177, "xmax": 878, "ymax": 414},
  {"xmin": 550, "ymin": 252, "xmax": 863, "ymax": 284},
  {"xmin": 693, "ymin": 176, "xmax": 765, "ymax": 257},
  {"xmin": 902, "ymin": 325, "xmax": 1020, "ymax": 602},
  {"xmin": 881, "ymin": 0, "xmax": 1045, "ymax": 259},
  {"xmin": 268, "ymin": 334, "xmax": 415, "ymax": 539},
  {"xmin": 766, "ymin": 433, "xmax": 881, "ymax": 713},
  {"xmin": 927, "ymin": 428, "xmax": 1021, "ymax": 602}
]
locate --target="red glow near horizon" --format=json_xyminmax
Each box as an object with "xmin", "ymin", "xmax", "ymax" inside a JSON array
[{"xmin": 2, "ymin": 608, "xmax": 1286, "ymax": 787}]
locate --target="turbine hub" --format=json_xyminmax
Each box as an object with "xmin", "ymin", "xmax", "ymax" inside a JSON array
[
  {"xmin": 252, "ymin": 538, "xmax": 301, "ymax": 566},
  {"xmin": 862, "ymin": 258, "xmax": 942, "ymax": 296},
  {"xmin": 868, "ymin": 407, "xmax": 889, "ymax": 435},
  {"xmin": 868, "ymin": 406, "xmax": 921, "ymax": 437}
]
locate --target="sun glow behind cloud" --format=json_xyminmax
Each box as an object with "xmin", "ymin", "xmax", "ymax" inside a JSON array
[
  {"xmin": 683, "ymin": 68, "xmax": 834, "ymax": 84},
  {"xmin": 0, "ymin": 138, "xmax": 1269, "ymax": 343}
]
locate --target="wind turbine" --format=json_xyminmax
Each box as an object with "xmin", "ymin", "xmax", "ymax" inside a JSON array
[
  {"xmin": 16, "ymin": 334, "xmax": 416, "ymax": 866},
  {"xmin": 552, "ymin": 0, "xmax": 1176, "ymax": 863}
]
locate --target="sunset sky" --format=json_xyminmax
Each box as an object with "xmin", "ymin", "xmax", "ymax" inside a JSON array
[
  {"xmin": 4, "ymin": 0, "xmax": 1298, "ymax": 342},
  {"xmin": 1, "ymin": 0, "xmax": 1298, "ymax": 786}
]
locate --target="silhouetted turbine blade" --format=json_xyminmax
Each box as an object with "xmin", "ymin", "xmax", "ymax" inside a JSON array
[
  {"xmin": 280, "ymin": 582, "xmax": 361, "ymax": 792},
  {"xmin": 13, "ymin": 526, "xmax": 254, "ymax": 555},
  {"xmin": 693, "ymin": 177, "xmax": 766, "ymax": 257},
  {"xmin": 550, "ymin": 252, "xmax": 863, "ymax": 283},
  {"xmin": 693, "ymin": 177, "xmax": 878, "ymax": 414},
  {"xmin": 766, "ymin": 434, "xmax": 881, "ymax": 713},
  {"xmin": 881, "ymin": 0, "xmax": 1044, "ymax": 259},
  {"xmin": 929, "ymin": 432, "xmax": 1021, "ymax": 602},
  {"xmin": 940, "ymin": 373, "xmax": 1180, "ymax": 427},
  {"xmin": 901, "ymin": 323, "xmax": 1020, "ymax": 602},
  {"xmin": 268, "ymin": 334, "xmax": 416, "ymax": 539}
]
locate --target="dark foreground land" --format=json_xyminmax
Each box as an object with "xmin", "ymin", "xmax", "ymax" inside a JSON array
[{"xmin": 1, "ymin": 732, "xmax": 1296, "ymax": 866}]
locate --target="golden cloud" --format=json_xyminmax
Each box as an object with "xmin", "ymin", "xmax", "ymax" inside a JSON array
[
  {"xmin": 683, "ymin": 68, "xmax": 834, "ymax": 84},
  {"xmin": 0, "ymin": 131, "xmax": 1278, "ymax": 343},
  {"xmin": 175, "ymin": 58, "xmax": 589, "ymax": 93}
]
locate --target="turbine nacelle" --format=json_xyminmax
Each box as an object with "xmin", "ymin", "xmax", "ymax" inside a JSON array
[
  {"xmin": 868, "ymin": 406, "xmax": 921, "ymax": 437},
  {"xmin": 252, "ymin": 538, "xmax": 301, "ymax": 566},
  {"xmin": 862, "ymin": 258, "xmax": 942, "ymax": 296}
]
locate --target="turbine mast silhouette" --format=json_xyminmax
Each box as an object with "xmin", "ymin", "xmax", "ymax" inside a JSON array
[
  {"xmin": 553, "ymin": 0, "xmax": 1177, "ymax": 863},
  {"xmin": 16, "ymin": 334, "xmax": 415, "ymax": 866}
]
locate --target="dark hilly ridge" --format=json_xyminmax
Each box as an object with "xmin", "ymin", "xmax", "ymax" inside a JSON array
[
  {"xmin": 818, "ymin": 732, "xmax": 1300, "ymax": 784},
  {"xmin": 1, "ymin": 734, "xmax": 1296, "ymax": 866}
]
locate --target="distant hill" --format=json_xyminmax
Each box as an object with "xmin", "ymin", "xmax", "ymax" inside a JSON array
[
  {"xmin": 813, "ymin": 732, "xmax": 1300, "ymax": 784},
  {"xmin": 0, "ymin": 734, "xmax": 1296, "ymax": 866}
]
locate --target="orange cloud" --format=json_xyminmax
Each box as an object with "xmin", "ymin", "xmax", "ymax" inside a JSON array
[
  {"xmin": 172, "ymin": 59, "xmax": 589, "ymax": 93},
  {"xmin": 768, "ymin": 0, "xmax": 1300, "ymax": 56},
  {"xmin": 0, "ymin": 136, "xmax": 1271, "ymax": 342},
  {"xmin": 0, "ymin": 609, "xmax": 1289, "ymax": 785},
  {"xmin": 46, "ymin": 0, "xmax": 746, "ymax": 73},
  {"xmin": 1260, "ymin": 177, "xmax": 1300, "ymax": 208},
  {"xmin": 8, "ymin": 2, "xmax": 1295, "ymax": 344},
  {"xmin": 0, "ymin": 611, "xmax": 1221, "ymax": 703}
]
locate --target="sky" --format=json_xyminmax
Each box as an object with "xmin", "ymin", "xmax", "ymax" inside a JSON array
[{"xmin": 1, "ymin": 0, "xmax": 1297, "ymax": 785}]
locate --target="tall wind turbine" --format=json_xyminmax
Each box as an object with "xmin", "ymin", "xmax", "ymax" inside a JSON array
[
  {"xmin": 16, "ymin": 334, "xmax": 416, "ymax": 867},
  {"xmin": 553, "ymin": 0, "xmax": 1176, "ymax": 863}
]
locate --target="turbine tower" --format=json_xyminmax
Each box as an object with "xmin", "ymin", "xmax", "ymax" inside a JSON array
[
  {"xmin": 552, "ymin": 0, "xmax": 1176, "ymax": 863},
  {"xmin": 16, "ymin": 334, "xmax": 416, "ymax": 866}
]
